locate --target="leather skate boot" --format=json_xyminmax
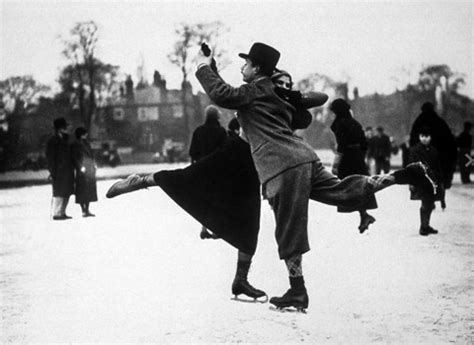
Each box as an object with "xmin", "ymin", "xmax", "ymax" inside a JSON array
[
  {"xmin": 106, "ymin": 174, "xmax": 148, "ymax": 198},
  {"xmin": 270, "ymin": 276, "xmax": 309, "ymax": 312},
  {"xmin": 231, "ymin": 260, "xmax": 267, "ymax": 301},
  {"xmin": 232, "ymin": 278, "xmax": 266, "ymax": 300},
  {"xmin": 392, "ymin": 162, "xmax": 437, "ymax": 196}
]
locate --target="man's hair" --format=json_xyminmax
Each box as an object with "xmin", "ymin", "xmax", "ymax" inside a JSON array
[{"xmin": 249, "ymin": 59, "xmax": 272, "ymax": 77}]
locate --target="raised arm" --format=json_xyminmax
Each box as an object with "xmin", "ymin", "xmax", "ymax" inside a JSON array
[{"xmin": 196, "ymin": 66, "xmax": 254, "ymax": 109}]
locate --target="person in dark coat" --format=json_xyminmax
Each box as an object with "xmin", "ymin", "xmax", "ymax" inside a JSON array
[
  {"xmin": 364, "ymin": 126, "xmax": 376, "ymax": 174},
  {"xmin": 372, "ymin": 126, "xmax": 392, "ymax": 174},
  {"xmin": 71, "ymin": 127, "xmax": 98, "ymax": 217},
  {"xmin": 330, "ymin": 99, "xmax": 377, "ymax": 233},
  {"xmin": 399, "ymin": 135, "xmax": 411, "ymax": 168},
  {"xmin": 456, "ymin": 121, "xmax": 472, "ymax": 184},
  {"xmin": 408, "ymin": 127, "xmax": 445, "ymax": 236},
  {"xmin": 410, "ymin": 102, "xmax": 457, "ymax": 189},
  {"xmin": 189, "ymin": 105, "xmax": 227, "ymax": 239},
  {"xmin": 189, "ymin": 105, "xmax": 227, "ymax": 163},
  {"xmin": 45, "ymin": 117, "xmax": 74, "ymax": 220}
]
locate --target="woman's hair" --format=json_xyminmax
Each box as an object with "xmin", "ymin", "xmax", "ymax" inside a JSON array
[
  {"xmin": 271, "ymin": 69, "xmax": 293, "ymax": 89},
  {"xmin": 75, "ymin": 126, "xmax": 88, "ymax": 139}
]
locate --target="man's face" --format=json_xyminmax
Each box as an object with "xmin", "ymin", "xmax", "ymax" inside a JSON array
[
  {"xmin": 419, "ymin": 134, "xmax": 431, "ymax": 145},
  {"xmin": 241, "ymin": 59, "xmax": 258, "ymax": 83}
]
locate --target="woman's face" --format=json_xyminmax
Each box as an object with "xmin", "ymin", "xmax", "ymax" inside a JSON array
[{"xmin": 274, "ymin": 75, "xmax": 292, "ymax": 90}]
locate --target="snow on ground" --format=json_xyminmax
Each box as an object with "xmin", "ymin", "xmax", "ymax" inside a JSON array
[{"xmin": 1, "ymin": 176, "xmax": 473, "ymax": 343}]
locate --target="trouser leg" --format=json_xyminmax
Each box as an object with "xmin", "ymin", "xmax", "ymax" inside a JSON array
[
  {"xmin": 61, "ymin": 196, "xmax": 70, "ymax": 216},
  {"xmin": 52, "ymin": 197, "xmax": 63, "ymax": 217},
  {"xmin": 264, "ymin": 164, "xmax": 312, "ymax": 260},
  {"xmin": 308, "ymin": 160, "xmax": 394, "ymax": 208}
]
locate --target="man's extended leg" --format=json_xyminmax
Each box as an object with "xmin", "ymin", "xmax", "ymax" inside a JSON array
[{"xmin": 309, "ymin": 160, "xmax": 437, "ymax": 210}]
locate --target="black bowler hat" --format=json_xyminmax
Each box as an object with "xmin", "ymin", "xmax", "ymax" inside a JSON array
[
  {"xmin": 53, "ymin": 117, "xmax": 68, "ymax": 130},
  {"xmin": 239, "ymin": 42, "xmax": 280, "ymax": 75}
]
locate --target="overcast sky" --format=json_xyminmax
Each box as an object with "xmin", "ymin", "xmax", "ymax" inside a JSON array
[{"xmin": 1, "ymin": 0, "xmax": 472, "ymax": 98}]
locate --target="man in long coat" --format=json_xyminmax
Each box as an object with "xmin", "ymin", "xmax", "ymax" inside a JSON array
[{"xmin": 45, "ymin": 117, "xmax": 74, "ymax": 220}]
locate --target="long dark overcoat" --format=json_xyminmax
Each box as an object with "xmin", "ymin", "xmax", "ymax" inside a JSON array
[
  {"xmin": 71, "ymin": 140, "xmax": 98, "ymax": 204},
  {"xmin": 189, "ymin": 121, "xmax": 227, "ymax": 162},
  {"xmin": 45, "ymin": 134, "xmax": 74, "ymax": 197},
  {"xmin": 331, "ymin": 115, "xmax": 377, "ymax": 212}
]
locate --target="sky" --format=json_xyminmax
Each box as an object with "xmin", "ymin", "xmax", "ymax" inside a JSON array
[{"xmin": 1, "ymin": 0, "xmax": 473, "ymax": 98}]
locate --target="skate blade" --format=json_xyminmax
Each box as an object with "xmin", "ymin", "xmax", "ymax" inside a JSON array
[
  {"xmin": 269, "ymin": 305, "xmax": 307, "ymax": 314},
  {"xmin": 231, "ymin": 294, "xmax": 268, "ymax": 304}
]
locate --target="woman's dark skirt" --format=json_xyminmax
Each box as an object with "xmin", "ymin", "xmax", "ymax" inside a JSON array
[{"xmin": 154, "ymin": 136, "xmax": 261, "ymax": 255}]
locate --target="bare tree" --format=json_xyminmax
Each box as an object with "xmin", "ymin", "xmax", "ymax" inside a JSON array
[
  {"xmin": 60, "ymin": 21, "xmax": 101, "ymax": 131},
  {"xmin": 0, "ymin": 76, "xmax": 52, "ymax": 111},
  {"xmin": 168, "ymin": 21, "xmax": 229, "ymax": 142}
]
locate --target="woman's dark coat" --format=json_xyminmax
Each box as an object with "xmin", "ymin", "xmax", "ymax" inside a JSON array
[
  {"xmin": 45, "ymin": 134, "xmax": 74, "ymax": 197},
  {"xmin": 156, "ymin": 135, "xmax": 261, "ymax": 255},
  {"xmin": 71, "ymin": 139, "xmax": 98, "ymax": 204},
  {"xmin": 408, "ymin": 142, "xmax": 444, "ymax": 201},
  {"xmin": 410, "ymin": 108, "xmax": 457, "ymax": 188},
  {"xmin": 331, "ymin": 113, "xmax": 377, "ymax": 212}
]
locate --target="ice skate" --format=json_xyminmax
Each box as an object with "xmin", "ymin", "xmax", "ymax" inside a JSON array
[
  {"xmin": 358, "ymin": 214, "xmax": 376, "ymax": 234},
  {"xmin": 269, "ymin": 287, "xmax": 308, "ymax": 313},
  {"xmin": 106, "ymin": 174, "xmax": 148, "ymax": 198},
  {"xmin": 231, "ymin": 278, "xmax": 268, "ymax": 303}
]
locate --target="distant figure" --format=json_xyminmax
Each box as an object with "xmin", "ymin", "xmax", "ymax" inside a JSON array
[
  {"xmin": 372, "ymin": 126, "xmax": 392, "ymax": 174},
  {"xmin": 456, "ymin": 121, "xmax": 472, "ymax": 184},
  {"xmin": 45, "ymin": 117, "xmax": 74, "ymax": 220},
  {"xmin": 189, "ymin": 105, "xmax": 227, "ymax": 163},
  {"xmin": 189, "ymin": 105, "xmax": 227, "ymax": 239},
  {"xmin": 399, "ymin": 135, "xmax": 411, "ymax": 168},
  {"xmin": 408, "ymin": 127, "xmax": 445, "ymax": 236},
  {"xmin": 330, "ymin": 99, "xmax": 377, "ymax": 233},
  {"xmin": 410, "ymin": 102, "xmax": 457, "ymax": 189},
  {"xmin": 71, "ymin": 127, "xmax": 98, "ymax": 217},
  {"xmin": 364, "ymin": 126, "xmax": 376, "ymax": 174}
]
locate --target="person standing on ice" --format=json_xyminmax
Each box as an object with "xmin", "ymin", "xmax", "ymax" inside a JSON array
[{"xmin": 188, "ymin": 104, "xmax": 227, "ymax": 240}]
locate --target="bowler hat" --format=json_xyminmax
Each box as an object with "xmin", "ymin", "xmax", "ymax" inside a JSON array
[
  {"xmin": 239, "ymin": 42, "xmax": 280, "ymax": 75},
  {"xmin": 53, "ymin": 117, "xmax": 68, "ymax": 130}
]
